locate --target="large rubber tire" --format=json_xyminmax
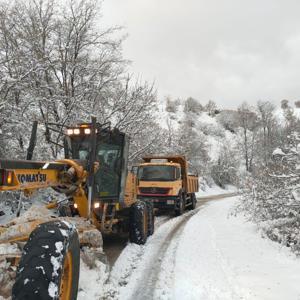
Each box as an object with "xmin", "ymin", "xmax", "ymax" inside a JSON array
[
  {"xmin": 175, "ymin": 191, "xmax": 186, "ymax": 216},
  {"xmin": 12, "ymin": 220, "xmax": 80, "ymax": 300},
  {"xmin": 129, "ymin": 201, "xmax": 148, "ymax": 245},
  {"xmin": 145, "ymin": 202, "xmax": 154, "ymax": 236},
  {"xmin": 188, "ymin": 193, "xmax": 197, "ymax": 210}
]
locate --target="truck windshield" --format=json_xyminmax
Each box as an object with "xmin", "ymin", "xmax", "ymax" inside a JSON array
[{"xmin": 138, "ymin": 165, "xmax": 177, "ymax": 181}]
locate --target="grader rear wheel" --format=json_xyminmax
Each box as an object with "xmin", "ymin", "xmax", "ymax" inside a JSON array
[
  {"xmin": 129, "ymin": 201, "xmax": 149, "ymax": 245},
  {"xmin": 12, "ymin": 221, "xmax": 80, "ymax": 300}
]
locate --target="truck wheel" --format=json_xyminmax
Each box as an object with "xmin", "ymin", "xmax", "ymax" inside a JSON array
[
  {"xmin": 145, "ymin": 202, "xmax": 154, "ymax": 236},
  {"xmin": 175, "ymin": 192, "xmax": 185, "ymax": 216},
  {"xmin": 129, "ymin": 201, "xmax": 148, "ymax": 245},
  {"xmin": 188, "ymin": 193, "xmax": 197, "ymax": 210},
  {"xmin": 12, "ymin": 220, "xmax": 80, "ymax": 300}
]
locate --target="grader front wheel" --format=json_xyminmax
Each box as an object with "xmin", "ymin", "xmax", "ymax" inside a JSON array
[
  {"xmin": 60, "ymin": 250, "xmax": 73, "ymax": 300},
  {"xmin": 12, "ymin": 221, "xmax": 80, "ymax": 300}
]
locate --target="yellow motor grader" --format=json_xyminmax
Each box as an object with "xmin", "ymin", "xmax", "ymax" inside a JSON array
[{"xmin": 0, "ymin": 118, "xmax": 154, "ymax": 299}]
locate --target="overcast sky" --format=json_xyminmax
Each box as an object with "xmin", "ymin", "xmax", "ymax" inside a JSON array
[{"xmin": 102, "ymin": 0, "xmax": 300, "ymax": 108}]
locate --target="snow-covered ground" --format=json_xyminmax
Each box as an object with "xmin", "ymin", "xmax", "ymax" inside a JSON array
[
  {"xmin": 197, "ymin": 184, "xmax": 237, "ymax": 197},
  {"xmin": 172, "ymin": 197, "xmax": 300, "ymax": 300},
  {"xmin": 94, "ymin": 196, "xmax": 300, "ymax": 300},
  {"xmin": 3, "ymin": 191, "xmax": 300, "ymax": 300}
]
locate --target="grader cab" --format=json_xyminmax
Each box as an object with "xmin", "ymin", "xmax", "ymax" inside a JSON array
[{"xmin": 0, "ymin": 118, "xmax": 154, "ymax": 299}]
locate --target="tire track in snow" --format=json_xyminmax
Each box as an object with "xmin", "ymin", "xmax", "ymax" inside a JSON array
[
  {"xmin": 101, "ymin": 215, "xmax": 174, "ymax": 299},
  {"xmin": 129, "ymin": 208, "xmax": 201, "ymax": 300},
  {"xmin": 103, "ymin": 197, "xmax": 226, "ymax": 299},
  {"xmin": 207, "ymin": 221, "xmax": 242, "ymax": 299}
]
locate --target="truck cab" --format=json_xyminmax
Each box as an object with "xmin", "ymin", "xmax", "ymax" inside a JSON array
[{"xmin": 137, "ymin": 156, "xmax": 199, "ymax": 215}]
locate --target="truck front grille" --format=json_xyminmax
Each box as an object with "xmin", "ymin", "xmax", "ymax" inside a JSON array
[{"xmin": 139, "ymin": 187, "xmax": 170, "ymax": 195}]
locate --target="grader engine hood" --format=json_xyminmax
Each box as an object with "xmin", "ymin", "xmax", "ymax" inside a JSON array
[{"xmin": 0, "ymin": 159, "xmax": 86, "ymax": 193}]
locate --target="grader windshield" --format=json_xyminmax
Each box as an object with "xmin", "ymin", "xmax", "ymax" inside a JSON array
[{"xmin": 65, "ymin": 125, "xmax": 129, "ymax": 202}]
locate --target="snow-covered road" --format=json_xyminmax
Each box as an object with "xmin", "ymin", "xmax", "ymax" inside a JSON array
[{"xmin": 79, "ymin": 196, "xmax": 300, "ymax": 300}]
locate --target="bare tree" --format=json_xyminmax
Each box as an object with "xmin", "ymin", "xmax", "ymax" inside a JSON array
[
  {"xmin": 256, "ymin": 101, "xmax": 277, "ymax": 165},
  {"xmin": 205, "ymin": 99, "xmax": 217, "ymax": 116},
  {"xmin": 183, "ymin": 97, "xmax": 203, "ymax": 115},
  {"xmin": 237, "ymin": 102, "xmax": 258, "ymax": 172}
]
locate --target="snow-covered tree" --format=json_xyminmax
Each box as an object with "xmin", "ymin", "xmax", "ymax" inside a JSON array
[
  {"xmin": 238, "ymin": 132, "xmax": 300, "ymax": 254},
  {"xmin": 211, "ymin": 141, "xmax": 239, "ymax": 187},
  {"xmin": 237, "ymin": 103, "xmax": 259, "ymax": 172},
  {"xmin": 204, "ymin": 100, "xmax": 217, "ymax": 116},
  {"xmin": 0, "ymin": 0, "xmax": 158, "ymax": 161},
  {"xmin": 183, "ymin": 97, "xmax": 203, "ymax": 115},
  {"xmin": 255, "ymin": 101, "xmax": 278, "ymax": 166}
]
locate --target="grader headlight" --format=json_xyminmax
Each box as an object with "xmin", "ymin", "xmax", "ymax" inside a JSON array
[
  {"xmin": 66, "ymin": 125, "xmax": 93, "ymax": 136},
  {"xmin": 66, "ymin": 129, "xmax": 74, "ymax": 135},
  {"xmin": 7, "ymin": 171, "xmax": 13, "ymax": 185},
  {"xmin": 0, "ymin": 169, "xmax": 13, "ymax": 186},
  {"xmin": 73, "ymin": 128, "xmax": 80, "ymax": 135}
]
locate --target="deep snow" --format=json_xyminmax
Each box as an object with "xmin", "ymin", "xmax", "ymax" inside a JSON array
[
  {"xmin": 2, "ymin": 194, "xmax": 300, "ymax": 299},
  {"xmin": 172, "ymin": 197, "xmax": 300, "ymax": 300},
  {"xmin": 99, "ymin": 197, "xmax": 300, "ymax": 300}
]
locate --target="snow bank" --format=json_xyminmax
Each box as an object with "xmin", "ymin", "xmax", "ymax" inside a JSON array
[
  {"xmin": 78, "ymin": 258, "xmax": 108, "ymax": 299},
  {"xmin": 105, "ymin": 215, "xmax": 189, "ymax": 299},
  {"xmin": 197, "ymin": 184, "xmax": 237, "ymax": 197}
]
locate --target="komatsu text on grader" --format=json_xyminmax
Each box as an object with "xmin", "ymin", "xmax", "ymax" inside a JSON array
[{"xmin": 0, "ymin": 118, "xmax": 154, "ymax": 299}]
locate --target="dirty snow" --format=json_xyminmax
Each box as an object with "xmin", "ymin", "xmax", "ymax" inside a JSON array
[
  {"xmin": 2, "ymin": 190, "xmax": 300, "ymax": 299},
  {"xmin": 0, "ymin": 243, "xmax": 19, "ymax": 255},
  {"xmin": 77, "ymin": 258, "xmax": 108, "ymax": 299},
  {"xmin": 104, "ymin": 214, "xmax": 191, "ymax": 299}
]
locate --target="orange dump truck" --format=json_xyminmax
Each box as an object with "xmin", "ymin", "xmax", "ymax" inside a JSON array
[{"xmin": 136, "ymin": 155, "xmax": 199, "ymax": 215}]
